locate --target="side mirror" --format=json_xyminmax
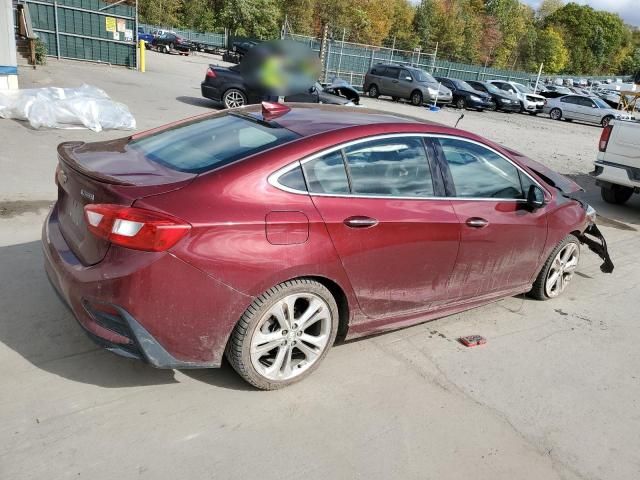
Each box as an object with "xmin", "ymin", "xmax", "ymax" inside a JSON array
[
  {"xmin": 526, "ymin": 185, "xmax": 546, "ymax": 209},
  {"xmin": 405, "ymin": 76, "xmax": 412, "ymax": 82}
]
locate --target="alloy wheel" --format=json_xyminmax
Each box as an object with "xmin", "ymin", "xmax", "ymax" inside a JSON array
[
  {"xmin": 224, "ymin": 90, "xmax": 245, "ymax": 108},
  {"xmin": 249, "ymin": 293, "xmax": 332, "ymax": 381},
  {"xmin": 545, "ymin": 242, "xmax": 580, "ymax": 298}
]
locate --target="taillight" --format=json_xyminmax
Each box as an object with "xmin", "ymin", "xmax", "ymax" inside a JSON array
[
  {"xmin": 84, "ymin": 204, "xmax": 190, "ymax": 252},
  {"xmin": 599, "ymin": 125, "xmax": 613, "ymax": 152},
  {"xmin": 206, "ymin": 67, "xmax": 216, "ymax": 78}
]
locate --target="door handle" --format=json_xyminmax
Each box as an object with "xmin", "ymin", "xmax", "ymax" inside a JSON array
[
  {"xmin": 344, "ymin": 216, "xmax": 378, "ymax": 229},
  {"xmin": 466, "ymin": 217, "xmax": 489, "ymax": 228}
]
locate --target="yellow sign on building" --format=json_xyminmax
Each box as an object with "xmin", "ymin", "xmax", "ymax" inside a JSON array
[{"xmin": 105, "ymin": 17, "xmax": 116, "ymax": 33}]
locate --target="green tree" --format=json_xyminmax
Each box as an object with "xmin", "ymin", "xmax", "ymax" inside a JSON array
[
  {"xmin": 534, "ymin": 27, "xmax": 568, "ymax": 73},
  {"xmin": 218, "ymin": 0, "xmax": 282, "ymax": 39}
]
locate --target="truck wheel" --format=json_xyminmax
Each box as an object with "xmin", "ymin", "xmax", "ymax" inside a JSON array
[{"xmin": 601, "ymin": 185, "xmax": 634, "ymax": 204}]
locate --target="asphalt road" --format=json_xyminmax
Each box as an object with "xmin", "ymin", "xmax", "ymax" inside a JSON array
[{"xmin": 1, "ymin": 51, "xmax": 639, "ymax": 480}]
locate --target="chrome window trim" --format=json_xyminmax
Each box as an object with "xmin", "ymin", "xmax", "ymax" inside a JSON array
[{"xmin": 267, "ymin": 133, "xmax": 549, "ymax": 201}]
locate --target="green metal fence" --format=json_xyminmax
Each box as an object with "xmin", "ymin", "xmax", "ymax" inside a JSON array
[{"xmin": 25, "ymin": 0, "xmax": 137, "ymax": 67}]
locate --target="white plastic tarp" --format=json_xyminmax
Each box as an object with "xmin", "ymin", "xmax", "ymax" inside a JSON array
[{"xmin": 0, "ymin": 84, "xmax": 136, "ymax": 132}]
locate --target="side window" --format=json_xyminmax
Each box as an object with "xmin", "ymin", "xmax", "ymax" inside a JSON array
[
  {"xmin": 385, "ymin": 67, "xmax": 400, "ymax": 79},
  {"xmin": 438, "ymin": 138, "xmax": 525, "ymax": 199},
  {"xmin": 561, "ymin": 96, "xmax": 577, "ymax": 104},
  {"xmin": 343, "ymin": 137, "xmax": 434, "ymax": 197},
  {"xmin": 400, "ymin": 69, "xmax": 412, "ymax": 81},
  {"xmin": 302, "ymin": 151, "xmax": 350, "ymax": 194},
  {"xmin": 577, "ymin": 97, "xmax": 595, "ymax": 107},
  {"xmin": 278, "ymin": 165, "xmax": 307, "ymax": 191},
  {"xmin": 370, "ymin": 68, "xmax": 378, "ymax": 75}
]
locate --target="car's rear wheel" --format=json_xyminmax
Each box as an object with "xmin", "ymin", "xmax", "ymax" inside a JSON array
[
  {"xmin": 601, "ymin": 185, "xmax": 634, "ymax": 204},
  {"xmin": 550, "ymin": 108, "xmax": 562, "ymax": 120},
  {"xmin": 529, "ymin": 235, "xmax": 581, "ymax": 300},
  {"xmin": 410, "ymin": 91, "xmax": 423, "ymax": 106},
  {"xmin": 226, "ymin": 279, "xmax": 339, "ymax": 390},
  {"xmin": 601, "ymin": 115, "xmax": 614, "ymax": 127},
  {"xmin": 222, "ymin": 88, "xmax": 247, "ymax": 108},
  {"xmin": 368, "ymin": 84, "xmax": 379, "ymax": 98}
]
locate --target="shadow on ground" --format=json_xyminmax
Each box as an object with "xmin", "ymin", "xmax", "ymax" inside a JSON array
[
  {"xmin": 0, "ymin": 240, "xmax": 250, "ymax": 390},
  {"xmin": 568, "ymin": 173, "xmax": 639, "ymax": 229},
  {"xmin": 175, "ymin": 95, "xmax": 220, "ymax": 109}
]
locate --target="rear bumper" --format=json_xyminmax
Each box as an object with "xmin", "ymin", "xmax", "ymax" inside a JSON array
[
  {"xmin": 42, "ymin": 203, "xmax": 251, "ymax": 368},
  {"xmin": 201, "ymin": 82, "xmax": 222, "ymax": 102},
  {"xmin": 593, "ymin": 161, "xmax": 640, "ymax": 189}
]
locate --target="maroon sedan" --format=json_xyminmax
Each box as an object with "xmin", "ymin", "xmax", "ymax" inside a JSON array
[{"xmin": 43, "ymin": 103, "xmax": 612, "ymax": 389}]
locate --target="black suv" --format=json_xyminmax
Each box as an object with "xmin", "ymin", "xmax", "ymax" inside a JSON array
[
  {"xmin": 435, "ymin": 77, "xmax": 494, "ymax": 111},
  {"xmin": 363, "ymin": 64, "xmax": 453, "ymax": 106}
]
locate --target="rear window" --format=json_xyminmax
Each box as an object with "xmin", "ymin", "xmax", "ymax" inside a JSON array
[{"xmin": 129, "ymin": 113, "xmax": 300, "ymax": 173}]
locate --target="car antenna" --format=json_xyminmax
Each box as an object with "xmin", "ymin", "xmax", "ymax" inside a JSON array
[{"xmin": 455, "ymin": 113, "xmax": 465, "ymax": 128}]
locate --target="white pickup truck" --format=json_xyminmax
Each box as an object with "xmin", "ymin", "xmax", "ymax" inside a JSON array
[{"xmin": 593, "ymin": 119, "xmax": 640, "ymax": 204}]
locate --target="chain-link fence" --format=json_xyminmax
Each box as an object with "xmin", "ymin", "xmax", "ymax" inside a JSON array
[{"xmin": 288, "ymin": 33, "xmax": 535, "ymax": 89}]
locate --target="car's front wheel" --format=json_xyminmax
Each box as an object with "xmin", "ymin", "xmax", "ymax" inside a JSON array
[
  {"xmin": 368, "ymin": 84, "xmax": 379, "ymax": 98},
  {"xmin": 410, "ymin": 91, "xmax": 423, "ymax": 106},
  {"xmin": 601, "ymin": 115, "xmax": 614, "ymax": 127},
  {"xmin": 456, "ymin": 97, "xmax": 466, "ymax": 109},
  {"xmin": 226, "ymin": 279, "xmax": 339, "ymax": 390},
  {"xmin": 529, "ymin": 235, "xmax": 581, "ymax": 300}
]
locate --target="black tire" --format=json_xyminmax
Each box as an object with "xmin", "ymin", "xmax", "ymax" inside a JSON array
[
  {"xmin": 391, "ymin": 96, "xmax": 399, "ymax": 102},
  {"xmin": 549, "ymin": 108, "xmax": 562, "ymax": 121},
  {"xmin": 169, "ymin": 42, "xmax": 174, "ymax": 52},
  {"xmin": 410, "ymin": 90, "xmax": 423, "ymax": 106},
  {"xmin": 477, "ymin": 109, "xmax": 484, "ymax": 113},
  {"xmin": 529, "ymin": 235, "xmax": 581, "ymax": 301},
  {"xmin": 488, "ymin": 102, "xmax": 497, "ymax": 112},
  {"xmin": 456, "ymin": 97, "xmax": 466, "ymax": 109},
  {"xmin": 601, "ymin": 185, "xmax": 634, "ymax": 204},
  {"xmin": 601, "ymin": 115, "xmax": 614, "ymax": 127},
  {"xmin": 222, "ymin": 88, "xmax": 247, "ymax": 109},
  {"xmin": 368, "ymin": 84, "xmax": 379, "ymax": 98},
  {"xmin": 226, "ymin": 279, "xmax": 340, "ymax": 390},
  {"xmin": 519, "ymin": 101, "xmax": 525, "ymax": 113}
]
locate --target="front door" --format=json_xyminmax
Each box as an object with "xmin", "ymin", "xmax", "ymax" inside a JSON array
[
  {"xmin": 432, "ymin": 136, "xmax": 548, "ymax": 301},
  {"xmin": 301, "ymin": 136, "xmax": 460, "ymax": 318}
]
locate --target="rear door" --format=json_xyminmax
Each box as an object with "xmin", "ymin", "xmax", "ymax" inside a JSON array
[
  {"xmin": 433, "ymin": 136, "xmax": 548, "ymax": 300},
  {"xmin": 381, "ymin": 67, "xmax": 401, "ymax": 97},
  {"xmin": 560, "ymin": 96, "xmax": 581, "ymax": 120},
  {"xmin": 302, "ymin": 135, "xmax": 460, "ymax": 318}
]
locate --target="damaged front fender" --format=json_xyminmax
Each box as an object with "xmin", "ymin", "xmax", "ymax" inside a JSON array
[{"xmin": 578, "ymin": 223, "xmax": 614, "ymax": 274}]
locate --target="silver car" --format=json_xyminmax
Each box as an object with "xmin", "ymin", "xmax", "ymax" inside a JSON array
[
  {"xmin": 544, "ymin": 94, "xmax": 622, "ymax": 127},
  {"xmin": 363, "ymin": 64, "xmax": 453, "ymax": 106}
]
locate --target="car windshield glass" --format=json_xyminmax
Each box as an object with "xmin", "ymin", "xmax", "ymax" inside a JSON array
[
  {"xmin": 514, "ymin": 83, "xmax": 533, "ymax": 93},
  {"xmin": 129, "ymin": 113, "xmax": 300, "ymax": 173},
  {"xmin": 453, "ymin": 80, "xmax": 476, "ymax": 91},
  {"xmin": 414, "ymin": 70, "xmax": 436, "ymax": 83},
  {"xmin": 483, "ymin": 83, "xmax": 501, "ymax": 94},
  {"xmin": 593, "ymin": 97, "xmax": 610, "ymax": 109}
]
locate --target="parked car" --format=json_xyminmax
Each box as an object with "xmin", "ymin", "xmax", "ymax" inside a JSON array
[
  {"xmin": 42, "ymin": 102, "xmax": 612, "ymax": 389},
  {"xmin": 540, "ymin": 85, "xmax": 573, "ymax": 99},
  {"xmin": 544, "ymin": 95, "xmax": 621, "ymax": 127},
  {"xmin": 466, "ymin": 80, "xmax": 520, "ymax": 112},
  {"xmin": 593, "ymin": 119, "xmax": 640, "ymax": 204},
  {"xmin": 435, "ymin": 77, "xmax": 494, "ymax": 111},
  {"xmin": 487, "ymin": 80, "xmax": 546, "ymax": 114},
  {"xmin": 201, "ymin": 64, "xmax": 358, "ymax": 108},
  {"xmin": 153, "ymin": 33, "xmax": 194, "ymax": 54},
  {"xmin": 363, "ymin": 64, "xmax": 453, "ymax": 106}
]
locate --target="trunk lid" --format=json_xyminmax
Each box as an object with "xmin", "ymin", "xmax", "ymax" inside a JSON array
[{"xmin": 56, "ymin": 139, "xmax": 196, "ymax": 265}]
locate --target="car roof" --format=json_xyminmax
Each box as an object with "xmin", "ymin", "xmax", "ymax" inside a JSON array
[{"xmin": 241, "ymin": 103, "xmax": 431, "ymax": 137}]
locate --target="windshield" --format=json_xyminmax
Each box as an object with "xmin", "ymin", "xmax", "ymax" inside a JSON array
[
  {"xmin": 130, "ymin": 113, "xmax": 300, "ymax": 173},
  {"xmin": 593, "ymin": 97, "xmax": 610, "ymax": 109},
  {"xmin": 454, "ymin": 79, "xmax": 476, "ymax": 91},
  {"xmin": 514, "ymin": 83, "xmax": 533, "ymax": 93},
  {"xmin": 414, "ymin": 70, "xmax": 436, "ymax": 83},
  {"xmin": 484, "ymin": 83, "xmax": 502, "ymax": 94}
]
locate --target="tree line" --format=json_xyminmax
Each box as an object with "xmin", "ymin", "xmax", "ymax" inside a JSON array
[{"xmin": 139, "ymin": 0, "xmax": 640, "ymax": 75}]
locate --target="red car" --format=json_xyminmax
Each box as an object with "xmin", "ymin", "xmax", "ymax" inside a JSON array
[{"xmin": 43, "ymin": 103, "xmax": 612, "ymax": 389}]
